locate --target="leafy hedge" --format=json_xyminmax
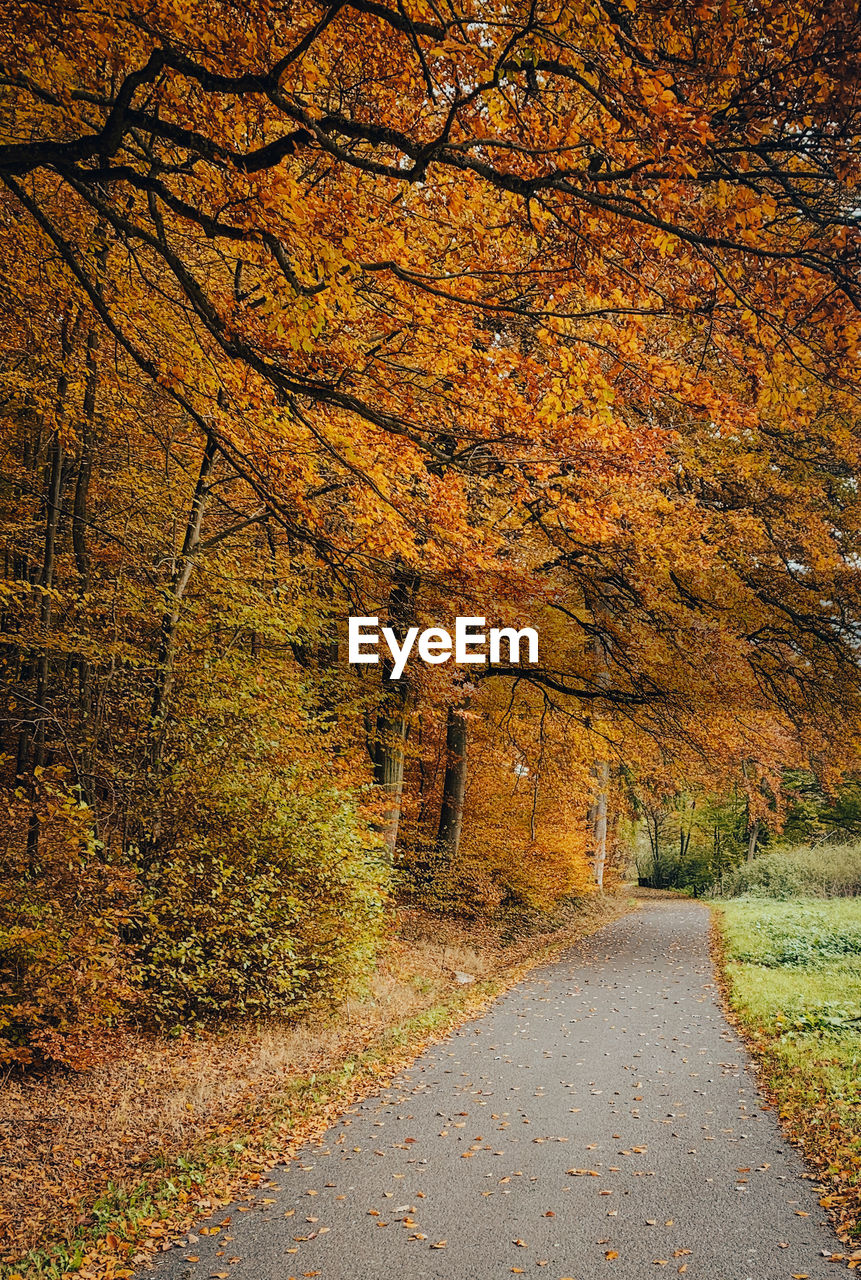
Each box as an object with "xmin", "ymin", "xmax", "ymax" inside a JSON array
[{"xmin": 718, "ymin": 843, "xmax": 861, "ymax": 900}]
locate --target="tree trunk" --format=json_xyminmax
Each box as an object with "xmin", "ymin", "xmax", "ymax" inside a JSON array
[
  {"xmin": 148, "ymin": 431, "xmax": 217, "ymax": 768},
  {"xmin": 437, "ymin": 701, "xmax": 468, "ymax": 862},
  {"xmin": 741, "ymin": 762, "xmax": 761, "ymax": 864},
  {"xmin": 373, "ymin": 702, "xmax": 408, "ymax": 859},
  {"xmin": 679, "ymin": 797, "xmax": 695, "ymax": 861},
  {"xmin": 587, "ymin": 619, "xmax": 612, "ymax": 889},
  {"xmin": 592, "ymin": 758, "xmax": 610, "ymax": 889},
  {"xmin": 72, "ymin": 325, "xmax": 99, "ymax": 591},
  {"xmin": 647, "ymin": 811, "xmax": 664, "ymax": 888},
  {"xmin": 24, "ymin": 315, "xmax": 75, "ymax": 862},
  {"xmin": 369, "ymin": 570, "xmax": 418, "ymax": 860},
  {"xmin": 142, "ymin": 432, "xmax": 218, "ymax": 857}
]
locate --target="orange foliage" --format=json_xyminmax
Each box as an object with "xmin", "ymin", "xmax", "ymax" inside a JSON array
[{"xmin": 2, "ymin": 0, "xmax": 861, "ymax": 1053}]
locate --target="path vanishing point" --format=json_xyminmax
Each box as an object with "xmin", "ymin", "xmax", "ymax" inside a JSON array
[{"xmin": 147, "ymin": 899, "xmax": 843, "ymax": 1280}]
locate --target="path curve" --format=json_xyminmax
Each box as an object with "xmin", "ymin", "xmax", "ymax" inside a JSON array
[{"xmin": 150, "ymin": 901, "xmax": 841, "ymax": 1280}]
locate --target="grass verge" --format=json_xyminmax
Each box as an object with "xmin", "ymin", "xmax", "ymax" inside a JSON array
[
  {"xmin": 711, "ymin": 898, "xmax": 861, "ymax": 1254},
  {"xmin": 1, "ymin": 893, "xmax": 630, "ymax": 1280}
]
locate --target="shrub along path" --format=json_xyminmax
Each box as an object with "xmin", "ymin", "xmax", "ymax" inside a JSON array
[{"xmin": 146, "ymin": 901, "xmax": 841, "ymax": 1280}]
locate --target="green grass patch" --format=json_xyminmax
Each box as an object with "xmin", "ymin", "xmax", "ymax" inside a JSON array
[
  {"xmin": 714, "ymin": 897, "xmax": 861, "ymax": 1242},
  {"xmin": 719, "ymin": 897, "xmax": 861, "ymax": 969}
]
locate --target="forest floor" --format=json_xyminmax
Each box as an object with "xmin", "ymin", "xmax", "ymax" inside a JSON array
[
  {"xmin": 0, "ymin": 892, "xmax": 630, "ymax": 1277},
  {"xmin": 712, "ymin": 897, "xmax": 861, "ymax": 1252}
]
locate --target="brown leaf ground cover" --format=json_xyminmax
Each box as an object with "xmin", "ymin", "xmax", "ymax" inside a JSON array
[{"xmin": 0, "ymin": 896, "xmax": 629, "ymax": 1276}]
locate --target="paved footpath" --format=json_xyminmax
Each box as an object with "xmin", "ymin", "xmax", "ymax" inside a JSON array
[{"xmin": 150, "ymin": 901, "xmax": 842, "ymax": 1280}]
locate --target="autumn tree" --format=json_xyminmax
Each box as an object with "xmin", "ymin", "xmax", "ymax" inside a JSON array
[{"xmin": 3, "ymin": 0, "xmax": 861, "ymax": 1057}]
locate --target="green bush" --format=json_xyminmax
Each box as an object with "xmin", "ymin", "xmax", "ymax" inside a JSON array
[
  {"xmin": 135, "ymin": 779, "xmax": 388, "ymax": 1026},
  {"xmin": 720, "ymin": 853, "xmax": 805, "ymax": 899},
  {"xmin": 719, "ymin": 843, "xmax": 861, "ymax": 899}
]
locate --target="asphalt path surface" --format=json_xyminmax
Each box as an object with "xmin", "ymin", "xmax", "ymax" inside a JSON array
[{"xmin": 150, "ymin": 900, "xmax": 841, "ymax": 1280}]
